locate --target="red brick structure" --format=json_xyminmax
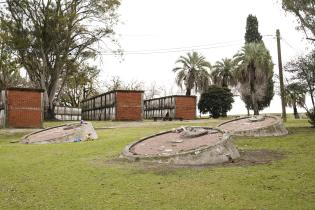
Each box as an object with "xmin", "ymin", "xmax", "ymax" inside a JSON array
[
  {"xmin": 81, "ymin": 90, "xmax": 144, "ymax": 121},
  {"xmin": 144, "ymin": 95, "xmax": 196, "ymax": 120},
  {"xmin": 174, "ymin": 96, "xmax": 196, "ymax": 120},
  {"xmin": 115, "ymin": 91, "xmax": 143, "ymax": 121},
  {"xmin": 0, "ymin": 88, "xmax": 44, "ymax": 128}
]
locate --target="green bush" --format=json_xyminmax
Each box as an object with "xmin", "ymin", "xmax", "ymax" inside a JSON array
[
  {"xmin": 306, "ymin": 109, "xmax": 315, "ymax": 127},
  {"xmin": 198, "ymin": 85, "xmax": 234, "ymax": 118}
]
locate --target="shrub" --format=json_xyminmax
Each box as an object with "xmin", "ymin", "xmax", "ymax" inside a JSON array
[
  {"xmin": 306, "ymin": 109, "xmax": 315, "ymax": 127},
  {"xmin": 198, "ymin": 85, "xmax": 234, "ymax": 118}
]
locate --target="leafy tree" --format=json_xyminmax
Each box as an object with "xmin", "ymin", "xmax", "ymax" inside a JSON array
[
  {"xmin": 285, "ymin": 82, "xmax": 306, "ymax": 119},
  {"xmin": 282, "ymin": 0, "xmax": 315, "ymax": 42},
  {"xmin": 234, "ymin": 42, "xmax": 274, "ymax": 115},
  {"xmin": 1, "ymin": 0, "xmax": 120, "ymax": 119},
  {"xmin": 245, "ymin": 14, "xmax": 263, "ymax": 43},
  {"xmin": 0, "ymin": 18, "xmax": 25, "ymax": 89},
  {"xmin": 173, "ymin": 51, "xmax": 211, "ymax": 96},
  {"xmin": 198, "ymin": 85, "xmax": 234, "ymax": 118},
  {"xmin": 211, "ymin": 58, "xmax": 236, "ymax": 88},
  {"xmin": 59, "ymin": 64, "xmax": 100, "ymax": 107},
  {"xmin": 285, "ymin": 50, "xmax": 315, "ymax": 126}
]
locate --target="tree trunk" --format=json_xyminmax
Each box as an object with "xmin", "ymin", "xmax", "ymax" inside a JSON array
[
  {"xmin": 247, "ymin": 106, "xmax": 250, "ymax": 116},
  {"xmin": 293, "ymin": 103, "xmax": 299, "ymax": 119},
  {"xmin": 249, "ymin": 64, "xmax": 259, "ymax": 115},
  {"xmin": 310, "ymin": 91, "xmax": 315, "ymax": 111},
  {"xmin": 186, "ymin": 88, "xmax": 191, "ymax": 96},
  {"xmin": 252, "ymin": 93, "xmax": 259, "ymax": 115},
  {"xmin": 222, "ymin": 77, "xmax": 228, "ymax": 88},
  {"xmin": 43, "ymin": 90, "xmax": 56, "ymax": 120}
]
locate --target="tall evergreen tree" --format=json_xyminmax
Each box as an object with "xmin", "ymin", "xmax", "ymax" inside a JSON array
[
  {"xmin": 239, "ymin": 14, "xmax": 274, "ymax": 115},
  {"xmin": 245, "ymin": 15, "xmax": 263, "ymax": 43}
]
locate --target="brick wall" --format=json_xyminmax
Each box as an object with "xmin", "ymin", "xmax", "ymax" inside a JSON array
[
  {"xmin": 175, "ymin": 96, "xmax": 196, "ymax": 120},
  {"xmin": 7, "ymin": 89, "xmax": 43, "ymax": 128},
  {"xmin": 115, "ymin": 91, "xmax": 143, "ymax": 121}
]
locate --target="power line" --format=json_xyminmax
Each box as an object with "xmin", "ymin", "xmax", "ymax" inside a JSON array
[
  {"xmin": 100, "ymin": 42, "xmax": 244, "ymax": 55},
  {"xmin": 281, "ymin": 36, "xmax": 304, "ymax": 54},
  {"xmin": 100, "ymin": 35, "xmax": 274, "ymax": 55}
]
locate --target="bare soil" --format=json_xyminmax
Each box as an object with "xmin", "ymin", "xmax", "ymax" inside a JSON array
[{"xmin": 103, "ymin": 149, "xmax": 284, "ymax": 170}]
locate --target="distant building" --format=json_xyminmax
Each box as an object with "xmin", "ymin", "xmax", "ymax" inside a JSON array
[
  {"xmin": 144, "ymin": 95, "xmax": 196, "ymax": 120},
  {"xmin": 81, "ymin": 90, "xmax": 144, "ymax": 121}
]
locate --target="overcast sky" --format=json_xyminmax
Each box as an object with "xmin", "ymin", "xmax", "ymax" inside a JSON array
[{"xmin": 96, "ymin": 0, "xmax": 311, "ymax": 115}]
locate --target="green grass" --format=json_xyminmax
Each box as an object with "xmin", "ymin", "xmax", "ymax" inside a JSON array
[{"xmin": 0, "ymin": 119, "xmax": 314, "ymax": 209}]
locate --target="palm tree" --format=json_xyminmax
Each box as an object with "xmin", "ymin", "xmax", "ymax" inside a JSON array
[
  {"xmin": 211, "ymin": 58, "xmax": 236, "ymax": 88},
  {"xmin": 173, "ymin": 52, "xmax": 211, "ymax": 96},
  {"xmin": 285, "ymin": 83, "xmax": 306, "ymax": 119},
  {"xmin": 234, "ymin": 43, "xmax": 273, "ymax": 115}
]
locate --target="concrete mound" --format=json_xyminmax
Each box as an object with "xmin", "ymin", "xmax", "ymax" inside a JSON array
[
  {"xmin": 21, "ymin": 122, "xmax": 98, "ymax": 144},
  {"xmin": 218, "ymin": 115, "xmax": 288, "ymax": 137},
  {"xmin": 121, "ymin": 127, "xmax": 240, "ymax": 165}
]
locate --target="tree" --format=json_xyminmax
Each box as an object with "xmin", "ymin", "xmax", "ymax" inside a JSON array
[
  {"xmin": 0, "ymin": 18, "xmax": 25, "ymax": 89},
  {"xmin": 239, "ymin": 78, "xmax": 275, "ymax": 112},
  {"xmin": 211, "ymin": 58, "xmax": 236, "ymax": 88},
  {"xmin": 245, "ymin": 14, "xmax": 263, "ymax": 43},
  {"xmin": 285, "ymin": 82, "xmax": 306, "ymax": 119},
  {"xmin": 239, "ymin": 14, "xmax": 274, "ymax": 115},
  {"xmin": 173, "ymin": 51, "xmax": 211, "ymax": 96},
  {"xmin": 234, "ymin": 42, "xmax": 274, "ymax": 115},
  {"xmin": 59, "ymin": 64, "xmax": 100, "ymax": 107},
  {"xmin": 145, "ymin": 82, "xmax": 162, "ymax": 100},
  {"xmin": 285, "ymin": 50, "xmax": 315, "ymax": 126},
  {"xmin": 282, "ymin": 0, "xmax": 315, "ymax": 42},
  {"xmin": 198, "ymin": 85, "xmax": 234, "ymax": 118},
  {"xmin": 104, "ymin": 76, "xmax": 144, "ymax": 92},
  {"xmin": 1, "ymin": 0, "xmax": 120, "ymax": 119}
]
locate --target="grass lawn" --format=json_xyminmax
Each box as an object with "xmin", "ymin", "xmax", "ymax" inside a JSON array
[{"xmin": 0, "ymin": 118, "xmax": 314, "ymax": 209}]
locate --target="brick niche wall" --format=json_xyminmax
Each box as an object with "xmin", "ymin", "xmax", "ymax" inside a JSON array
[
  {"xmin": 115, "ymin": 91, "xmax": 143, "ymax": 121},
  {"xmin": 7, "ymin": 89, "xmax": 43, "ymax": 128},
  {"xmin": 175, "ymin": 96, "xmax": 196, "ymax": 120}
]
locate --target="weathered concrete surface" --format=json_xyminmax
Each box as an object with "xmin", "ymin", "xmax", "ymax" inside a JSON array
[
  {"xmin": 121, "ymin": 127, "xmax": 240, "ymax": 166},
  {"xmin": 218, "ymin": 115, "xmax": 288, "ymax": 137},
  {"xmin": 21, "ymin": 122, "xmax": 98, "ymax": 144}
]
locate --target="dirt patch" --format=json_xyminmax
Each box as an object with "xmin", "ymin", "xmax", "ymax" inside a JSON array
[{"xmin": 99, "ymin": 149, "xmax": 284, "ymax": 172}]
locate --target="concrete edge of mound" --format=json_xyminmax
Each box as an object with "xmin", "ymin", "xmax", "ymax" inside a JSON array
[
  {"xmin": 120, "ymin": 127, "xmax": 240, "ymax": 165},
  {"xmin": 20, "ymin": 122, "xmax": 98, "ymax": 144},
  {"xmin": 217, "ymin": 115, "xmax": 288, "ymax": 137}
]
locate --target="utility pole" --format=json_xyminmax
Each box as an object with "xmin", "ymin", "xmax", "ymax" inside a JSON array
[{"xmin": 276, "ymin": 29, "xmax": 287, "ymax": 122}]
